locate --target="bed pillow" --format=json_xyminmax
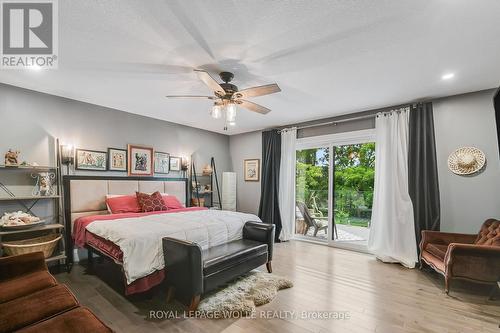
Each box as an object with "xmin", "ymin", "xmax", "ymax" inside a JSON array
[
  {"xmin": 136, "ymin": 191, "xmax": 168, "ymax": 212},
  {"xmin": 106, "ymin": 195, "xmax": 141, "ymax": 214},
  {"xmin": 161, "ymin": 195, "xmax": 184, "ymax": 209}
]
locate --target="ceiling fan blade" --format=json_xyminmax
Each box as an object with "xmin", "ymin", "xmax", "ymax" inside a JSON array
[
  {"xmin": 194, "ymin": 69, "xmax": 225, "ymax": 97},
  {"xmin": 236, "ymin": 100, "xmax": 271, "ymax": 115},
  {"xmin": 165, "ymin": 95, "xmax": 216, "ymax": 100},
  {"xmin": 233, "ymin": 83, "xmax": 281, "ymax": 99}
]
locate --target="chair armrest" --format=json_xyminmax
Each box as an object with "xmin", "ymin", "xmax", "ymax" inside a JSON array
[
  {"xmin": 243, "ymin": 221, "xmax": 275, "ymax": 261},
  {"xmin": 446, "ymin": 243, "xmax": 500, "ymax": 258},
  {"xmin": 420, "ymin": 230, "xmax": 476, "ymax": 252},
  {"xmin": 162, "ymin": 238, "xmax": 203, "ymax": 297},
  {"xmin": 0, "ymin": 252, "xmax": 47, "ymax": 281}
]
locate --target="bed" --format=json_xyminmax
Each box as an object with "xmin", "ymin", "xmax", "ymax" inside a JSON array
[{"xmin": 63, "ymin": 176, "xmax": 261, "ymax": 295}]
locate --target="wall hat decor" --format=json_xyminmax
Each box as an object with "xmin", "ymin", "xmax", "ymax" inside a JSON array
[{"xmin": 447, "ymin": 147, "xmax": 486, "ymax": 175}]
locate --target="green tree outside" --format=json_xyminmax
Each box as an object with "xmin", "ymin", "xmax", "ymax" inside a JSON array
[{"xmin": 296, "ymin": 143, "xmax": 375, "ymax": 228}]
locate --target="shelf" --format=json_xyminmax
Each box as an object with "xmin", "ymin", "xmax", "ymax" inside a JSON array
[
  {"xmin": 45, "ymin": 253, "xmax": 66, "ymax": 263},
  {"xmin": 0, "ymin": 195, "xmax": 60, "ymax": 201},
  {"xmin": 0, "ymin": 165, "xmax": 58, "ymax": 171},
  {"xmin": 0, "ymin": 223, "xmax": 64, "ymax": 236}
]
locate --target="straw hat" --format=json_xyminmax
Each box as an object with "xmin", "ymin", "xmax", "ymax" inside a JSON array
[{"xmin": 447, "ymin": 147, "xmax": 486, "ymax": 175}]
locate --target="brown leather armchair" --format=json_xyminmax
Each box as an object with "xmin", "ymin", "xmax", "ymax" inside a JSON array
[{"xmin": 419, "ymin": 218, "xmax": 500, "ymax": 294}]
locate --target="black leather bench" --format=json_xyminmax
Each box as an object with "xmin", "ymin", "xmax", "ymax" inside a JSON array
[{"xmin": 162, "ymin": 221, "xmax": 275, "ymax": 311}]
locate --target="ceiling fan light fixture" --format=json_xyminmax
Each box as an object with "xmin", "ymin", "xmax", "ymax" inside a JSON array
[
  {"xmin": 226, "ymin": 103, "xmax": 236, "ymax": 123},
  {"xmin": 211, "ymin": 104, "xmax": 222, "ymax": 119}
]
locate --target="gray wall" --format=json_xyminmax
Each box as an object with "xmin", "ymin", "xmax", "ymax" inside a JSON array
[
  {"xmin": 229, "ymin": 131, "xmax": 262, "ymax": 214},
  {"xmin": 0, "ymin": 83, "xmax": 231, "ymax": 217},
  {"xmin": 433, "ymin": 89, "xmax": 500, "ymax": 233},
  {"xmin": 229, "ymin": 89, "xmax": 500, "ymax": 233}
]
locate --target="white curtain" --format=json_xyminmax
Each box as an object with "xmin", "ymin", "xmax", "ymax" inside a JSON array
[
  {"xmin": 368, "ymin": 108, "xmax": 418, "ymax": 268},
  {"xmin": 279, "ymin": 127, "xmax": 297, "ymax": 241}
]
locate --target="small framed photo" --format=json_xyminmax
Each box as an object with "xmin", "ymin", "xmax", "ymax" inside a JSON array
[
  {"xmin": 108, "ymin": 148, "xmax": 127, "ymax": 172},
  {"xmin": 244, "ymin": 159, "xmax": 260, "ymax": 181},
  {"xmin": 75, "ymin": 149, "xmax": 107, "ymax": 171},
  {"xmin": 170, "ymin": 156, "xmax": 181, "ymax": 171},
  {"xmin": 154, "ymin": 152, "xmax": 170, "ymax": 174},
  {"xmin": 128, "ymin": 144, "xmax": 154, "ymax": 176}
]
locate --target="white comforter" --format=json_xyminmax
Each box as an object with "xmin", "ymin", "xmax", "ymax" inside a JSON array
[{"xmin": 85, "ymin": 209, "xmax": 261, "ymax": 284}]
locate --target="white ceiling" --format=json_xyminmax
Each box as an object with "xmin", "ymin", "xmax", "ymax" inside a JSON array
[{"xmin": 1, "ymin": 0, "xmax": 500, "ymax": 135}]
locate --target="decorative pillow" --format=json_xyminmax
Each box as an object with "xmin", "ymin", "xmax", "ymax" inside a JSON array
[
  {"xmin": 136, "ymin": 191, "xmax": 168, "ymax": 212},
  {"xmin": 106, "ymin": 195, "xmax": 141, "ymax": 214},
  {"xmin": 161, "ymin": 195, "xmax": 184, "ymax": 210}
]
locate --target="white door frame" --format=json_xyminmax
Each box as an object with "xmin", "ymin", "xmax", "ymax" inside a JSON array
[{"xmin": 294, "ymin": 129, "xmax": 376, "ymax": 248}]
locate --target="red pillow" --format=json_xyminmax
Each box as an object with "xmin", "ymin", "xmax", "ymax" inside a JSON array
[
  {"xmin": 136, "ymin": 191, "xmax": 168, "ymax": 212},
  {"xmin": 106, "ymin": 195, "xmax": 141, "ymax": 214},
  {"xmin": 161, "ymin": 195, "xmax": 184, "ymax": 210}
]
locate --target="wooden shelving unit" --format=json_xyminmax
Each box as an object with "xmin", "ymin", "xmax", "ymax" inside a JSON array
[{"xmin": 0, "ymin": 139, "xmax": 67, "ymax": 269}]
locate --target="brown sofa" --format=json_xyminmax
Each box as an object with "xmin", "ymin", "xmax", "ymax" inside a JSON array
[
  {"xmin": 419, "ymin": 218, "xmax": 500, "ymax": 294},
  {"xmin": 0, "ymin": 252, "xmax": 112, "ymax": 333}
]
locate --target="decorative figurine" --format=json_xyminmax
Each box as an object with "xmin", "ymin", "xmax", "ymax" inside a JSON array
[
  {"xmin": 202, "ymin": 164, "xmax": 213, "ymax": 176},
  {"xmin": 4, "ymin": 149, "xmax": 20, "ymax": 166},
  {"xmin": 32, "ymin": 172, "xmax": 56, "ymax": 196}
]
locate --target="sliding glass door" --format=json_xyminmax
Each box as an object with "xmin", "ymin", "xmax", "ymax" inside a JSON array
[
  {"xmin": 294, "ymin": 131, "xmax": 375, "ymax": 251},
  {"xmin": 295, "ymin": 147, "xmax": 330, "ymax": 240},
  {"xmin": 332, "ymin": 143, "xmax": 374, "ymax": 248}
]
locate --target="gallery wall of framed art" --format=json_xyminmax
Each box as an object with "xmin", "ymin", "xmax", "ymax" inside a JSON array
[{"xmin": 70, "ymin": 144, "xmax": 187, "ymax": 177}]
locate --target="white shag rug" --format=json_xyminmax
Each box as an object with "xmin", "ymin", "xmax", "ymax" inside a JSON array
[{"xmin": 195, "ymin": 271, "xmax": 293, "ymax": 318}]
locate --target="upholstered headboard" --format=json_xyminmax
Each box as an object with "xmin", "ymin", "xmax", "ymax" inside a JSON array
[{"xmin": 63, "ymin": 176, "xmax": 188, "ymax": 226}]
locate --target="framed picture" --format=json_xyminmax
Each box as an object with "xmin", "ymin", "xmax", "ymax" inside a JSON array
[
  {"xmin": 128, "ymin": 144, "xmax": 154, "ymax": 176},
  {"xmin": 108, "ymin": 148, "xmax": 127, "ymax": 172},
  {"xmin": 244, "ymin": 159, "xmax": 260, "ymax": 181},
  {"xmin": 75, "ymin": 149, "xmax": 107, "ymax": 171},
  {"xmin": 154, "ymin": 152, "xmax": 170, "ymax": 174},
  {"xmin": 170, "ymin": 156, "xmax": 181, "ymax": 171}
]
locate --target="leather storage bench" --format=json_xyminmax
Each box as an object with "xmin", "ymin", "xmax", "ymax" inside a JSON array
[{"xmin": 163, "ymin": 221, "xmax": 275, "ymax": 310}]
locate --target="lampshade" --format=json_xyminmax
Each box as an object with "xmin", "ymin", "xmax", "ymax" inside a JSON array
[
  {"xmin": 61, "ymin": 144, "xmax": 74, "ymax": 165},
  {"xmin": 211, "ymin": 104, "xmax": 222, "ymax": 119},
  {"xmin": 226, "ymin": 103, "xmax": 236, "ymax": 122}
]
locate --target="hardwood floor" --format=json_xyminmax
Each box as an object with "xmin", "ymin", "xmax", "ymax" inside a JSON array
[{"xmin": 54, "ymin": 241, "xmax": 500, "ymax": 333}]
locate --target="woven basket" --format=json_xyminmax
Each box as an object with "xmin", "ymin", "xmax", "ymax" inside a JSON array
[{"xmin": 2, "ymin": 234, "xmax": 61, "ymax": 258}]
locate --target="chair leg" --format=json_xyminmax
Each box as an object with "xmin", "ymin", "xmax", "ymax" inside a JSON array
[
  {"xmin": 266, "ymin": 261, "xmax": 272, "ymax": 273},
  {"xmin": 304, "ymin": 226, "xmax": 310, "ymax": 235},
  {"xmin": 188, "ymin": 295, "xmax": 201, "ymax": 312},
  {"xmin": 166, "ymin": 286, "xmax": 175, "ymax": 303},
  {"xmin": 313, "ymin": 227, "xmax": 319, "ymax": 237},
  {"xmin": 445, "ymin": 276, "xmax": 451, "ymax": 295}
]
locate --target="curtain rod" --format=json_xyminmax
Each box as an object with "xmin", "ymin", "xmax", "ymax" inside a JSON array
[
  {"xmin": 277, "ymin": 102, "xmax": 420, "ymax": 133},
  {"xmin": 278, "ymin": 113, "xmax": 375, "ymax": 133}
]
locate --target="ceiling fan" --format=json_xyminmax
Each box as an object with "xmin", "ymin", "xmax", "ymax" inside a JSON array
[{"xmin": 166, "ymin": 70, "xmax": 281, "ymax": 130}]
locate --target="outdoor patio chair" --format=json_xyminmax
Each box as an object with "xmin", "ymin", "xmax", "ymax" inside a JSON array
[{"xmin": 296, "ymin": 202, "xmax": 337, "ymax": 238}]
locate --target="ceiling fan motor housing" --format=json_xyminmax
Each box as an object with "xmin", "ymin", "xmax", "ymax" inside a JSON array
[{"xmin": 219, "ymin": 71, "xmax": 234, "ymax": 83}]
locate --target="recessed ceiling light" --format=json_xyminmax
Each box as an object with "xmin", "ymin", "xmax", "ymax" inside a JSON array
[{"xmin": 441, "ymin": 73, "xmax": 455, "ymax": 80}]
